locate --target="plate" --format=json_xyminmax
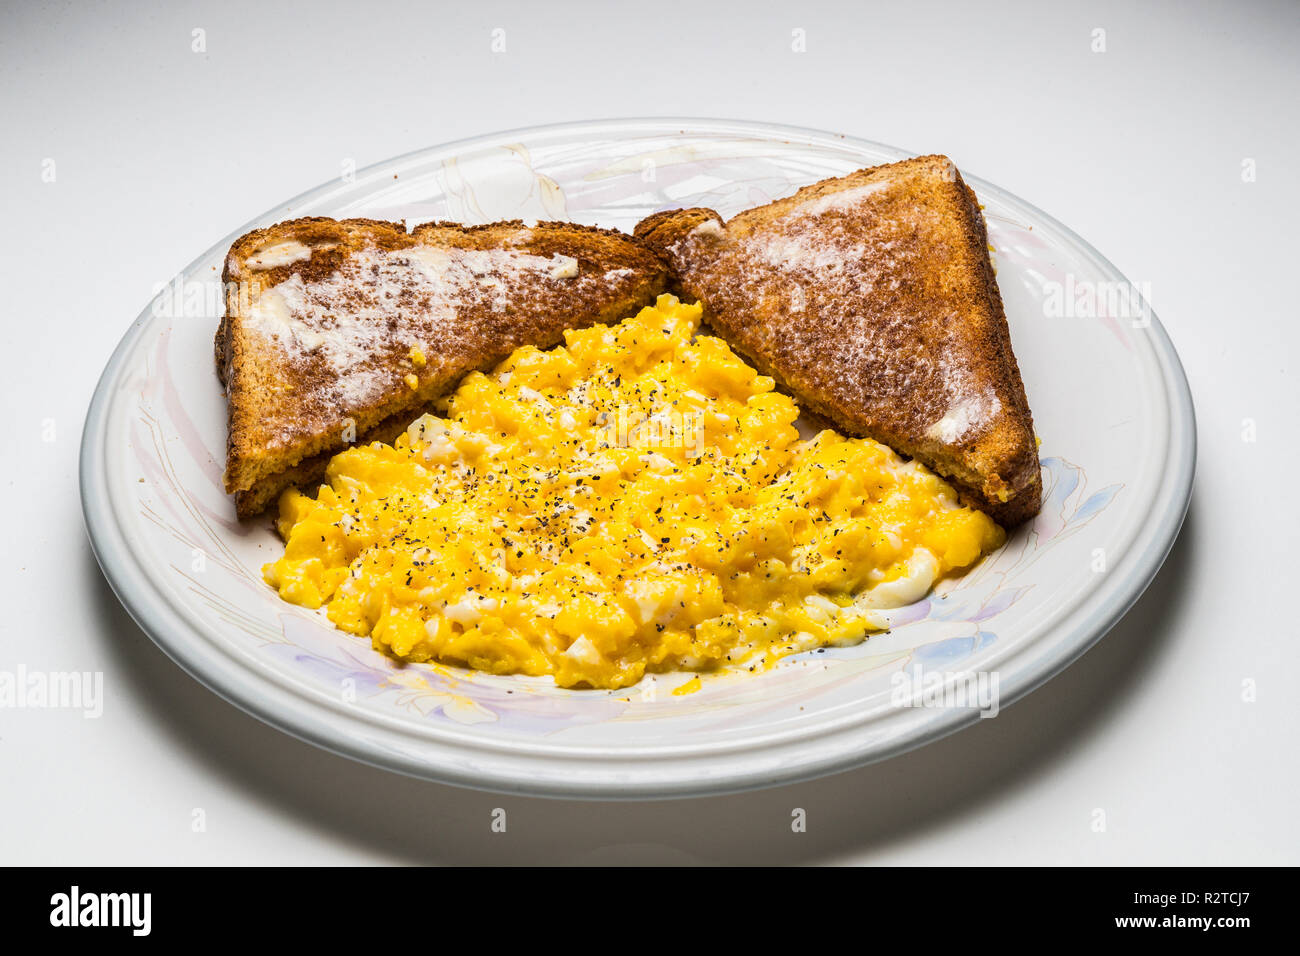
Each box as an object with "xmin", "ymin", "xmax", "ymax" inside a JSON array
[{"xmin": 80, "ymin": 119, "xmax": 1195, "ymax": 798}]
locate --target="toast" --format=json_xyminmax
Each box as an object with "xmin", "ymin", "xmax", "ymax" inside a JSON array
[
  {"xmin": 217, "ymin": 217, "xmax": 667, "ymax": 516},
  {"xmin": 635, "ymin": 155, "xmax": 1041, "ymax": 525}
]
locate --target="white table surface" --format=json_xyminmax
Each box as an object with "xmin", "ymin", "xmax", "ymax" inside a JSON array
[{"xmin": 3, "ymin": 0, "xmax": 1296, "ymax": 865}]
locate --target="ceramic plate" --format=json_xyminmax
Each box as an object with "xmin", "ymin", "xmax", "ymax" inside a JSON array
[{"xmin": 80, "ymin": 119, "xmax": 1195, "ymax": 798}]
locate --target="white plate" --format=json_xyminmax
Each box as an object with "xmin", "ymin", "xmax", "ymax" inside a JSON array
[{"xmin": 80, "ymin": 119, "xmax": 1195, "ymax": 799}]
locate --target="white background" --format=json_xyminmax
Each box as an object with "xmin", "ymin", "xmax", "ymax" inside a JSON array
[{"xmin": 2, "ymin": 0, "xmax": 1296, "ymax": 864}]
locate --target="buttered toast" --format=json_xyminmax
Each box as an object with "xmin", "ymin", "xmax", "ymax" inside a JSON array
[
  {"xmin": 635, "ymin": 155, "xmax": 1041, "ymax": 525},
  {"xmin": 216, "ymin": 217, "xmax": 668, "ymax": 516}
]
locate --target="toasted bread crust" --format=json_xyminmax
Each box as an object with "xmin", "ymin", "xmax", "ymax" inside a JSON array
[
  {"xmin": 231, "ymin": 406, "xmax": 416, "ymax": 517},
  {"xmin": 218, "ymin": 217, "xmax": 667, "ymax": 515},
  {"xmin": 635, "ymin": 155, "xmax": 1041, "ymax": 525}
]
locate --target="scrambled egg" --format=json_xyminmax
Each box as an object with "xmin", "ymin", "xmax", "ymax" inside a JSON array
[{"xmin": 264, "ymin": 295, "xmax": 1003, "ymax": 689}]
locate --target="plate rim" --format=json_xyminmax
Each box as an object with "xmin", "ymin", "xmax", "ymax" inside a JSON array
[{"xmin": 79, "ymin": 117, "xmax": 1197, "ymax": 799}]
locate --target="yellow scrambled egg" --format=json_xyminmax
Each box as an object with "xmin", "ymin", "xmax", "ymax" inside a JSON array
[{"xmin": 264, "ymin": 295, "xmax": 1003, "ymax": 689}]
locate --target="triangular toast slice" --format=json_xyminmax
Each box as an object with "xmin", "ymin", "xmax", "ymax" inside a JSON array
[
  {"xmin": 217, "ymin": 216, "xmax": 667, "ymax": 516},
  {"xmin": 634, "ymin": 155, "xmax": 1041, "ymax": 525}
]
